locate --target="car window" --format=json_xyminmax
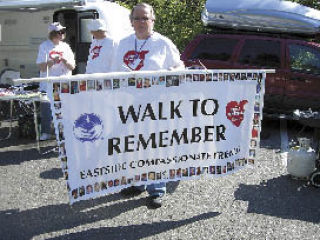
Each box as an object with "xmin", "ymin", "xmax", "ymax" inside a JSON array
[
  {"xmin": 289, "ymin": 44, "xmax": 320, "ymax": 75},
  {"xmin": 238, "ymin": 39, "xmax": 281, "ymax": 68},
  {"xmin": 190, "ymin": 38, "xmax": 238, "ymax": 61}
]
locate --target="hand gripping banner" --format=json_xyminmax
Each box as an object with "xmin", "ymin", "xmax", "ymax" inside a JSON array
[{"xmin": 22, "ymin": 69, "xmax": 271, "ymax": 204}]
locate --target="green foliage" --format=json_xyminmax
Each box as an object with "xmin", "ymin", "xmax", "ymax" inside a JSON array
[
  {"xmin": 291, "ymin": 49, "xmax": 320, "ymax": 74},
  {"xmin": 115, "ymin": 0, "xmax": 206, "ymax": 51},
  {"xmin": 116, "ymin": 0, "xmax": 320, "ymax": 51},
  {"xmin": 291, "ymin": 0, "xmax": 320, "ymax": 9}
]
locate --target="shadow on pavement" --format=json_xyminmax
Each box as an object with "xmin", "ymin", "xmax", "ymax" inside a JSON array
[
  {"xmin": 234, "ymin": 175, "xmax": 320, "ymax": 223},
  {"xmin": 167, "ymin": 181, "xmax": 180, "ymax": 194},
  {"xmin": 40, "ymin": 167, "xmax": 63, "ymax": 179},
  {"xmin": 1, "ymin": 194, "xmax": 140, "ymax": 239},
  {"xmin": 0, "ymin": 130, "xmax": 58, "ymax": 166},
  {"xmin": 0, "ymin": 192, "xmax": 220, "ymax": 240},
  {"xmin": 0, "ymin": 146, "xmax": 57, "ymax": 166},
  {"xmin": 47, "ymin": 212, "xmax": 220, "ymax": 240}
]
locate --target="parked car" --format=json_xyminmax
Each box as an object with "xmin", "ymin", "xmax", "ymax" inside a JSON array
[{"xmin": 181, "ymin": 32, "xmax": 320, "ymax": 116}]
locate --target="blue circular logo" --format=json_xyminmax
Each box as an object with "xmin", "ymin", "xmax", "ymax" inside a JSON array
[{"xmin": 73, "ymin": 113, "xmax": 103, "ymax": 142}]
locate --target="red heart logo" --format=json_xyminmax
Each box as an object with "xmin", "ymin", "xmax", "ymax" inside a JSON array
[
  {"xmin": 49, "ymin": 51, "xmax": 63, "ymax": 64},
  {"xmin": 226, "ymin": 100, "xmax": 248, "ymax": 127},
  {"xmin": 123, "ymin": 50, "xmax": 149, "ymax": 71}
]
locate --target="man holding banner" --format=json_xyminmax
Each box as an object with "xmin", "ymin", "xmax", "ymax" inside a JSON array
[{"xmin": 112, "ymin": 2, "xmax": 185, "ymax": 208}]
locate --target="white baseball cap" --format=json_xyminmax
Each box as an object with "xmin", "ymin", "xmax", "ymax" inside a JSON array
[
  {"xmin": 48, "ymin": 22, "xmax": 66, "ymax": 33},
  {"xmin": 88, "ymin": 19, "xmax": 107, "ymax": 32}
]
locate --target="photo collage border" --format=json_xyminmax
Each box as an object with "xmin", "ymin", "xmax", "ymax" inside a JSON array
[{"xmin": 49, "ymin": 70, "xmax": 265, "ymax": 201}]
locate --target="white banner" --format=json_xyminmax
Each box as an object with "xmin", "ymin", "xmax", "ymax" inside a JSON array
[{"xmin": 49, "ymin": 70, "xmax": 266, "ymax": 204}]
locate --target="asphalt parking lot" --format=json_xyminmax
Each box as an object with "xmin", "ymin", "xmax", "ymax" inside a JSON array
[{"xmin": 0, "ymin": 119, "xmax": 319, "ymax": 240}]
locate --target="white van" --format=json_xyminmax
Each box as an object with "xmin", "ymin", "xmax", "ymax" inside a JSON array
[{"xmin": 0, "ymin": 0, "xmax": 133, "ymax": 85}]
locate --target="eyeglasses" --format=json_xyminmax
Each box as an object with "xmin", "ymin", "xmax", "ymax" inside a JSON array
[
  {"xmin": 56, "ymin": 30, "xmax": 66, "ymax": 35},
  {"xmin": 132, "ymin": 17, "xmax": 153, "ymax": 22}
]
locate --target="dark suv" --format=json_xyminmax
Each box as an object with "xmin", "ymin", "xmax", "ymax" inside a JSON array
[{"xmin": 181, "ymin": 33, "xmax": 320, "ymax": 116}]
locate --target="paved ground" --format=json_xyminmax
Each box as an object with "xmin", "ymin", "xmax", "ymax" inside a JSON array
[{"xmin": 0, "ymin": 120, "xmax": 319, "ymax": 240}]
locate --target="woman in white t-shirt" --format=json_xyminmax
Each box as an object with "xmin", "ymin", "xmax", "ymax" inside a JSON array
[{"xmin": 36, "ymin": 22, "xmax": 75, "ymax": 140}]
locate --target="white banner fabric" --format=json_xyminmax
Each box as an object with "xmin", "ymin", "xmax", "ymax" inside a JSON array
[{"xmin": 50, "ymin": 70, "xmax": 265, "ymax": 204}]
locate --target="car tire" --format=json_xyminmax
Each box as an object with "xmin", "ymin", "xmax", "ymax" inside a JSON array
[{"xmin": 310, "ymin": 170, "xmax": 320, "ymax": 188}]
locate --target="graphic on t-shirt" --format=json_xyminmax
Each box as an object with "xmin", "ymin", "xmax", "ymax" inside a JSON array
[
  {"xmin": 123, "ymin": 50, "xmax": 149, "ymax": 71},
  {"xmin": 91, "ymin": 46, "xmax": 102, "ymax": 60},
  {"xmin": 49, "ymin": 51, "xmax": 63, "ymax": 64}
]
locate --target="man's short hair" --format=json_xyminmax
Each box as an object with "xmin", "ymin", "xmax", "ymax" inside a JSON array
[{"xmin": 130, "ymin": 3, "xmax": 156, "ymax": 21}]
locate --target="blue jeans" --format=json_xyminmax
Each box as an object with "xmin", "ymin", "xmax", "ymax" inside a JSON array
[
  {"xmin": 136, "ymin": 182, "xmax": 166, "ymax": 197},
  {"xmin": 40, "ymin": 101, "xmax": 52, "ymax": 134}
]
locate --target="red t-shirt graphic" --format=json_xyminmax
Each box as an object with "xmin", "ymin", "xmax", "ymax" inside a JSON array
[
  {"xmin": 123, "ymin": 50, "xmax": 149, "ymax": 71},
  {"xmin": 49, "ymin": 51, "xmax": 63, "ymax": 64},
  {"xmin": 91, "ymin": 46, "xmax": 102, "ymax": 60}
]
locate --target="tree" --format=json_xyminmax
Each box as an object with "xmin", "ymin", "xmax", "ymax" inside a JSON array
[
  {"xmin": 116, "ymin": 0, "xmax": 206, "ymax": 51},
  {"xmin": 291, "ymin": 0, "xmax": 320, "ymax": 9}
]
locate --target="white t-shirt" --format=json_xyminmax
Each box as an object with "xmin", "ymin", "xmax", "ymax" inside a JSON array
[
  {"xmin": 85, "ymin": 37, "xmax": 117, "ymax": 74},
  {"xmin": 36, "ymin": 40, "xmax": 75, "ymax": 91},
  {"xmin": 112, "ymin": 32, "xmax": 184, "ymax": 72}
]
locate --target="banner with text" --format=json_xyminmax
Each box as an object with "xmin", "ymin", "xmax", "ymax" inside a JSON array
[{"xmin": 50, "ymin": 70, "xmax": 266, "ymax": 204}]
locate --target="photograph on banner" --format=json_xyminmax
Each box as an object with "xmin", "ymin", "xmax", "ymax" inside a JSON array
[{"xmin": 49, "ymin": 70, "xmax": 266, "ymax": 203}]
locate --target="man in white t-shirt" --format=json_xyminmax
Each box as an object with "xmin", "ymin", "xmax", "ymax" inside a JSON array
[
  {"xmin": 36, "ymin": 22, "xmax": 75, "ymax": 140},
  {"xmin": 112, "ymin": 6, "xmax": 184, "ymax": 72},
  {"xmin": 112, "ymin": 3, "xmax": 184, "ymax": 208},
  {"xmin": 85, "ymin": 19, "xmax": 117, "ymax": 74}
]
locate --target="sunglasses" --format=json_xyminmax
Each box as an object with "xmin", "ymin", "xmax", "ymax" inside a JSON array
[{"xmin": 56, "ymin": 30, "xmax": 66, "ymax": 35}]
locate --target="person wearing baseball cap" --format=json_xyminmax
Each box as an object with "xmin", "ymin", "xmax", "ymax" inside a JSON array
[
  {"xmin": 47, "ymin": 22, "xmax": 66, "ymax": 33},
  {"xmin": 37, "ymin": 22, "xmax": 75, "ymax": 77},
  {"xmin": 36, "ymin": 22, "xmax": 75, "ymax": 140},
  {"xmin": 85, "ymin": 19, "xmax": 117, "ymax": 73}
]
